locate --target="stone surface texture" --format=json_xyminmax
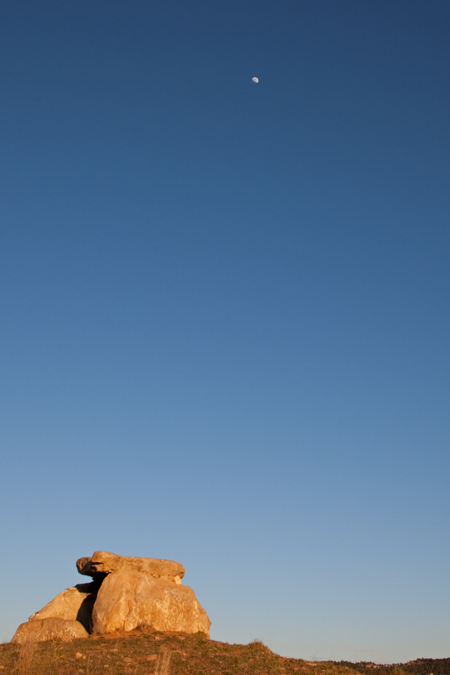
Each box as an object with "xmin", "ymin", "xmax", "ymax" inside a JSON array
[
  {"xmin": 92, "ymin": 568, "xmax": 210, "ymax": 636},
  {"xmin": 28, "ymin": 582, "xmax": 99, "ymax": 632},
  {"xmin": 77, "ymin": 551, "xmax": 185, "ymax": 582},
  {"xmin": 12, "ymin": 618, "xmax": 89, "ymax": 644},
  {"xmin": 12, "ymin": 551, "xmax": 210, "ymax": 642}
]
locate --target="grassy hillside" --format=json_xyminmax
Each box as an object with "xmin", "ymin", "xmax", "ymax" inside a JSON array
[{"xmin": 1, "ymin": 629, "xmax": 448, "ymax": 675}]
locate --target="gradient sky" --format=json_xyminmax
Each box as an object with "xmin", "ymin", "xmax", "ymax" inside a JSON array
[{"xmin": 1, "ymin": 0, "xmax": 449, "ymax": 664}]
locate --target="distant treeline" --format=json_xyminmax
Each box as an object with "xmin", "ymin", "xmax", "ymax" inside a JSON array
[{"xmin": 338, "ymin": 659, "xmax": 450, "ymax": 675}]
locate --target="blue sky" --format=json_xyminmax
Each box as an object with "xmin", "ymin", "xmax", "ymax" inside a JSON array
[{"xmin": 1, "ymin": 0, "xmax": 449, "ymax": 663}]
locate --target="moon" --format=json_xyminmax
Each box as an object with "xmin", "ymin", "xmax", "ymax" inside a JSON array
[{"xmin": 252, "ymin": 76, "xmax": 259, "ymax": 83}]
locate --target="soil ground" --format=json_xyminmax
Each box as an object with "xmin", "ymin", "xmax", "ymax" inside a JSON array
[{"xmin": 0, "ymin": 629, "xmax": 448, "ymax": 675}]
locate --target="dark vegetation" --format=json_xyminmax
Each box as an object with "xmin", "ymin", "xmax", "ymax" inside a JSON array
[
  {"xmin": 339, "ymin": 660, "xmax": 450, "ymax": 675},
  {"xmin": 0, "ymin": 628, "xmax": 448, "ymax": 675}
]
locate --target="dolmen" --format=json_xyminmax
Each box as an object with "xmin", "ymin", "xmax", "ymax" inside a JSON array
[{"xmin": 12, "ymin": 551, "xmax": 211, "ymax": 643}]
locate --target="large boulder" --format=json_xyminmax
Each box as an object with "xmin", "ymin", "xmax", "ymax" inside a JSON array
[
  {"xmin": 28, "ymin": 582, "xmax": 99, "ymax": 633},
  {"xmin": 77, "ymin": 551, "xmax": 185, "ymax": 583},
  {"xmin": 91, "ymin": 567, "xmax": 211, "ymax": 636},
  {"xmin": 11, "ymin": 551, "xmax": 210, "ymax": 642},
  {"xmin": 12, "ymin": 618, "xmax": 88, "ymax": 644}
]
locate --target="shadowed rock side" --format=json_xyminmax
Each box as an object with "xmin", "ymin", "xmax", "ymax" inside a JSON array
[
  {"xmin": 28, "ymin": 582, "xmax": 100, "ymax": 632},
  {"xmin": 11, "ymin": 552, "xmax": 211, "ymax": 643}
]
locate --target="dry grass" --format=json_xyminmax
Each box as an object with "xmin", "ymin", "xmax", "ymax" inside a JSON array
[
  {"xmin": 0, "ymin": 631, "xmax": 448, "ymax": 675},
  {"xmin": 13, "ymin": 641, "xmax": 36, "ymax": 672},
  {"xmin": 155, "ymin": 649, "xmax": 171, "ymax": 675}
]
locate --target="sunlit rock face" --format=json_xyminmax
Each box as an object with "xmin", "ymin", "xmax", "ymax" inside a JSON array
[
  {"xmin": 12, "ymin": 618, "xmax": 89, "ymax": 644},
  {"xmin": 11, "ymin": 551, "xmax": 211, "ymax": 642},
  {"xmin": 91, "ymin": 566, "xmax": 210, "ymax": 635}
]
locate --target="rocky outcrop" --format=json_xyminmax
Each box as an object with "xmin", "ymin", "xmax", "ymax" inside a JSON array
[
  {"xmin": 92, "ymin": 568, "xmax": 210, "ymax": 635},
  {"xmin": 28, "ymin": 582, "xmax": 100, "ymax": 632},
  {"xmin": 77, "ymin": 551, "xmax": 184, "ymax": 583},
  {"xmin": 12, "ymin": 618, "xmax": 89, "ymax": 644},
  {"xmin": 12, "ymin": 552, "xmax": 210, "ymax": 643}
]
